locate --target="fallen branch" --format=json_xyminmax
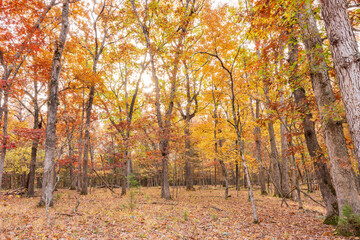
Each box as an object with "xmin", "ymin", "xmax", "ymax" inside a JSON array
[
  {"xmin": 91, "ymin": 168, "xmax": 115, "ymax": 194},
  {"xmin": 4, "ymin": 187, "xmax": 26, "ymax": 196},
  {"xmin": 139, "ymin": 201, "xmax": 177, "ymax": 205},
  {"xmin": 95, "ymin": 184, "xmax": 121, "ymax": 189},
  {"xmin": 56, "ymin": 196, "xmax": 82, "ymax": 217},
  {"xmin": 298, "ymin": 188, "xmax": 326, "ymax": 208},
  {"xmin": 210, "ymin": 206, "xmax": 225, "ymax": 211},
  {"xmin": 280, "ymin": 186, "xmax": 326, "ymax": 209}
]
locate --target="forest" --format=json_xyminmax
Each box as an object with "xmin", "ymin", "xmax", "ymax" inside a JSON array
[{"xmin": 1, "ymin": 0, "xmax": 360, "ymax": 238}]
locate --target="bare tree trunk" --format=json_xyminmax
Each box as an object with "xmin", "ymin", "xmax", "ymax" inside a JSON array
[
  {"xmin": 39, "ymin": 0, "xmax": 69, "ymax": 206},
  {"xmin": 81, "ymin": 85, "xmax": 95, "ymax": 195},
  {"xmin": 27, "ymin": 133, "xmax": 39, "ymax": 195},
  {"xmin": 160, "ymin": 139, "xmax": 171, "ymax": 199},
  {"xmin": 299, "ymin": 3, "xmax": 360, "ymax": 217},
  {"xmin": 69, "ymin": 143, "xmax": 76, "ymax": 190},
  {"xmin": 27, "ymin": 81, "xmax": 41, "ymax": 196},
  {"xmin": 218, "ymin": 140, "xmax": 229, "ymax": 199},
  {"xmin": 280, "ymin": 109, "xmax": 290, "ymax": 196},
  {"xmin": 235, "ymin": 161, "xmax": 240, "ymax": 191},
  {"xmin": 184, "ymin": 119, "xmax": 194, "ymax": 191},
  {"xmin": 77, "ymin": 89, "xmax": 85, "ymax": 191},
  {"xmin": 254, "ymin": 99, "xmax": 267, "ymax": 195},
  {"xmin": 0, "ymin": 92, "xmax": 9, "ymax": 194},
  {"xmin": 267, "ymin": 121, "xmax": 282, "ymax": 196},
  {"xmin": 288, "ymin": 28, "xmax": 338, "ymax": 220},
  {"xmin": 263, "ymin": 78, "xmax": 282, "ymax": 197}
]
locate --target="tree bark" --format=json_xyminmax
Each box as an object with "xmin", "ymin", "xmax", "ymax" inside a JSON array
[
  {"xmin": 27, "ymin": 80, "xmax": 41, "ymax": 196},
  {"xmin": 184, "ymin": 119, "xmax": 194, "ymax": 191},
  {"xmin": 39, "ymin": 0, "xmax": 69, "ymax": 206},
  {"xmin": 254, "ymin": 99, "xmax": 267, "ymax": 195},
  {"xmin": 267, "ymin": 120, "xmax": 282, "ymax": 196},
  {"xmin": 81, "ymin": 85, "xmax": 95, "ymax": 195},
  {"xmin": 0, "ymin": 92, "xmax": 9, "ymax": 194},
  {"xmin": 263, "ymin": 78, "xmax": 282, "ymax": 197},
  {"xmin": 280, "ymin": 101, "xmax": 290, "ymax": 196},
  {"xmin": 299, "ymin": 2, "xmax": 360, "ymax": 217}
]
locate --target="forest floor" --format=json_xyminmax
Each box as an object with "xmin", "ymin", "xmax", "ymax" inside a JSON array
[{"xmin": 0, "ymin": 186, "xmax": 356, "ymax": 239}]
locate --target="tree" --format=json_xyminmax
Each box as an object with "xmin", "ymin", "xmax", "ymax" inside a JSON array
[
  {"xmin": 0, "ymin": 0, "xmax": 57, "ymax": 195},
  {"xmin": 299, "ymin": 0, "xmax": 360, "ymax": 217},
  {"xmin": 39, "ymin": 0, "xmax": 70, "ymax": 206}
]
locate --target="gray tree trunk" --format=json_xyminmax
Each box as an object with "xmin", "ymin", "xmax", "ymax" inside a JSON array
[
  {"xmin": 280, "ymin": 100, "xmax": 290, "ymax": 196},
  {"xmin": 288, "ymin": 28, "xmax": 338, "ymax": 221},
  {"xmin": 263, "ymin": 77, "xmax": 282, "ymax": 197},
  {"xmin": 299, "ymin": 2, "xmax": 360, "ymax": 217},
  {"xmin": 254, "ymin": 99, "xmax": 267, "ymax": 195},
  {"xmin": 39, "ymin": 0, "xmax": 69, "ymax": 206}
]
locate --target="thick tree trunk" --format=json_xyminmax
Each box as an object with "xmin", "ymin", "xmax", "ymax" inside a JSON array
[
  {"xmin": 288, "ymin": 29, "xmax": 338, "ymax": 221},
  {"xmin": 39, "ymin": 0, "xmax": 69, "ymax": 206},
  {"xmin": 280, "ymin": 108, "xmax": 290, "ymax": 196},
  {"xmin": 160, "ymin": 139, "xmax": 171, "ymax": 199},
  {"xmin": 299, "ymin": 3, "xmax": 360, "ymax": 217},
  {"xmin": 321, "ymin": 0, "xmax": 360, "ymax": 164}
]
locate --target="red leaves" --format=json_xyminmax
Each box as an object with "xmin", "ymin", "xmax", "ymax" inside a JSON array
[{"xmin": 13, "ymin": 127, "xmax": 45, "ymax": 143}]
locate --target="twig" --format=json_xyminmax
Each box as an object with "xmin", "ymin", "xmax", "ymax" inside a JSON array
[
  {"xmin": 280, "ymin": 186, "xmax": 326, "ymax": 209},
  {"xmin": 139, "ymin": 201, "xmax": 177, "ymax": 205},
  {"xmin": 91, "ymin": 168, "xmax": 115, "ymax": 194},
  {"xmin": 210, "ymin": 206, "xmax": 224, "ymax": 211},
  {"xmin": 298, "ymin": 189, "xmax": 326, "ymax": 208},
  {"xmin": 55, "ymin": 196, "xmax": 82, "ymax": 217},
  {"xmin": 73, "ymin": 196, "xmax": 80, "ymax": 214}
]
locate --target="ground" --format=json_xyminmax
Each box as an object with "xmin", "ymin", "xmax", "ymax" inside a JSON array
[{"xmin": 0, "ymin": 186, "xmax": 355, "ymax": 239}]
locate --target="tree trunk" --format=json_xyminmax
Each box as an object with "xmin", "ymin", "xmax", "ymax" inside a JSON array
[
  {"xmin": 280, "ymin": 109, "xmax": 290, "ymax": 196},
  {"xmin": 254, "ymin": 99, "xmax": 267, "ymax": 195},
  {"xmin": 39, "ymin": 0, "xmax": 69, "ymax": 206},
  {"xmin": 0, "ymin": 91, "xmax": 9, "ymax": 194},
  {"xmin": 0, "ymin": 90, "xmax": 9, "ymax": 194},
  {"xmin": 81, "ymin": 85, "xmax": 95, "ymax": 195},
  {"xmin": 262, "ymin": 80, "xmax": 282, "ymax": 197},
  {"xmin": 77, "ymin": 89, "xmax": 85, "ymax": 191},
  {"xmin": 160, "ymin": 140, "xmax": 171, "ymax": 199},
  {"xmin": 218, "ymin": 140, "xmax": 229, "ymax": 199},
  {"xmin": 299, "ymin": 3, "xmax": 360, "ymax": 217},
  {"xmin": 288, "ymin": 27, "xmax": 338, "ymax": 221},
  {"xmin": 235, "ymin": 161, "xmax": 240, "ymax": 191},
  {"xmin": 68, "ymin": 137, "xmax": 76, "ymax": 190},
  {"xmin": 267, "ymin": 121, "xmax": 282, "ymax": 196},
  {"xmin": 27, "ymin": 80, "xmax": 40, "ymax": 196},
  {"xmin": 184, "ymin": 118, "xmax": 194, "ymax": 191}
]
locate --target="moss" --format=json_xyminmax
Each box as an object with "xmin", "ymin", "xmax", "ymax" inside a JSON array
[
  {"xmin": 336, "ymin": 204, "xmax": 360, "ymax": 237},
  {"xmin": 323, "ymin": 215, "xmax": 338, "ymax": 226}
]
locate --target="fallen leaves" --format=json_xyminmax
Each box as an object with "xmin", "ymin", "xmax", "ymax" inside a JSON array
[{"xmin": 0, "ymin": 187, "xmax": 351, "ymax": 239}]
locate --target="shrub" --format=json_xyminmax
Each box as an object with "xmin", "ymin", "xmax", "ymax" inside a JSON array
[{"xmin": 336, "ymin": 204, "xmax": 360, "ymax": 237}]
